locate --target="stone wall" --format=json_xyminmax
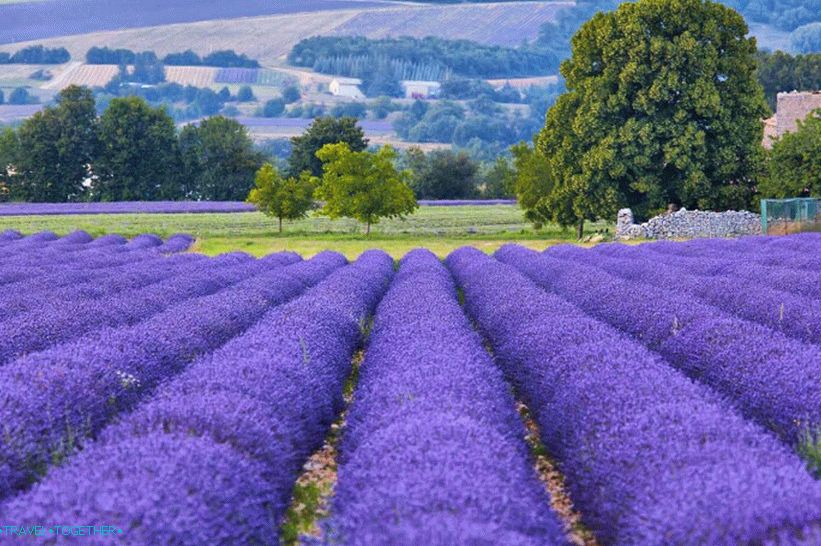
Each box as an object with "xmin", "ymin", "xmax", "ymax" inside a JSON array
[
  {"xmin": 616, "ymin": 208, "xmax": 761, "ymax": 240},
  {"xmin": 776, "ymin": 91, "xmax": 821, "ymax": 136}
]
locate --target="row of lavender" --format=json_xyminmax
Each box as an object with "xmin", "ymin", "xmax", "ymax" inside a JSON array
[
  {"xmin": 0, "ymin": 232, "xmax": 817, "ymax": 544},
  {"xmin": 449, "ymin": 241, "xmax": 821, "ymax": 544},
  {"xmin": 1, "ymin": 251, "xmax": 394, "ymax": 544},
  {"xmin": 0, "ymin": 199, "xmax": 517, "ymax": 217}
]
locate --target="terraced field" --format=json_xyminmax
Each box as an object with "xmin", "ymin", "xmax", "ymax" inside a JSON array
[{"xmin": 0, "ymin": 229, "xmax": 818, "ymax": 544}]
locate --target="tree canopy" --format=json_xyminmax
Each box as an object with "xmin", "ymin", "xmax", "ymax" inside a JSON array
[
  {"xmin": 529, "ymin": 0, "xmax": 768, "ymax": 235},
  {"xmin": 288, "ymin": 117, "xmax": 368, "ymax": 178},
  {"xmin": 315, "ymin": 143, "xmax": 417, "ymax": 234},
  {"xmin": 179, "ymin": 116, "xmax": 263, "ymax": 201},
  {"xmin": 246, "ymin": 163, "xmax": 316, "ymax": 232},
  {"xmin": 94, "ymin": 97, "xmax": 181, "ymax": 201},
  {"xmin": 760, "ymin": 110, "xmax": 820, "ymax": 198}
]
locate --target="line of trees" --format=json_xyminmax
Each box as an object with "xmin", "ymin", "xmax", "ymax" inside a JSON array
[
  {"xmin": 289, "ymin": 36, "xmax": 559, "ymax": 79},
  {"xmin": 0, "ymin": 86, "xmax": 263, "ymax": 202},
  {"xmin": 86, "ymin": 47, "xmax": 259, "ymax": 68},
  {"xmin": 0, "ymin": 45, "xmax": 70, "ymax": 64}
]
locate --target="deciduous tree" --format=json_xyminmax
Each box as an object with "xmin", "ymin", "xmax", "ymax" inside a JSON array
[
  {"xmin": 179, "ymin": 116, "xmax": 263, "ymax": 200},
  {"xmin": 315, "ymin": 143, "xmax": 417, "ymax": 234},
  {"xmin": 246, "ymin": 163, "xmax": 316, "ymax": 232},
  {"xmin": 95, "ymin": 97, "xmax": 181, "ymax": 201},
  {"xmin": 534, "ymin": 0, "xmax": 769, "ymax": 233},
  {"xmin": 288, "ymin": 116, "xmax": 368, "ymax": 177},
  {"xmin": 760, "ymin": 110, "xmax": 820, "ymax": 198}
]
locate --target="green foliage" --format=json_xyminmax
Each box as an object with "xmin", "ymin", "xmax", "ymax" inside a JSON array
[
  {"xmin": 179, "ymin": 116, "xmax": 264, "ymax": 201},
  {"xmin": 280, "ymin": 482, "xmax": 323, "ymax": 545},
  {"xmin": 535, "ymin": 0, "xmax": 768, "ymax": 234},
  {"xmin": 510, "ymin": 141, "xmax": 553, "ymax": 228},
  {"xmin": 330, "ymin": 102, "xmax": 367, "ymax": 119},
  {"xmin": 479, "ymin": 156, "xmax": 516, "ymax": 199},
  {"xmin": 237, "ymin": 85, "xmax": 255, "ymax": 102},
  {"xmin": 407, "ymin": 148, "xmax": 479, "ymax": 199},
  {"xmin": 315, "ymin": 143, "xmax": 417, "ymax": 234},
  {"xmin": 760, "ymin": 110, "xmax": 820, "ymax": 198},
  {"xmin": 0, "ymin": 127, "xmax": 18, "ymax": 201},
  {"xmin": 798, "ymin": 428, "xmax": 821, "ymax": 478},
  {"xmin": 282, "ymin": 85, "xmax": 301, "ymax": 104},
  {"xmin": 11, "ymin": 86, "xmax": 97, "ymax": 203},
  {"xmin": 362, "ymin": 62, "xmax": 404, "ymax": 98},
  {"xmin": 94, "ymin": 96, "xmax": 181, "ymax": 201},
  {"xmin": 262, "ymin": 98, "xmax": 285, "ymax": 118},
  {"xmin": 288, "ymin": 117, "xmax": 368, "ymax": 178},
  {"xmin": 289, "ymin": 35, "xmax": 558, "ymax": 79},
  {"xmin": 756, "ymin": 50, "xmax": 821, "ymax": 110},
  {"xmin": 0, "ymin": 45, "xmax": 70, "ymax": 64},
  {"xmin": 790, "ymin": 23, "xmax": 821, "ymax": 54},
  {"xmin": 8, "ymin": 88, "xmax": 35, "ymax": 105},
  {"xmin": 246, "ymin": 163, "xmax": 316, "ymax": 232}
]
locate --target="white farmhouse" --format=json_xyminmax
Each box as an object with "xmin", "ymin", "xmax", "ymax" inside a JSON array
[
  {"xmin": 329, "ymin": 77, "xmax": 365, "ymax": 99},
  {"xmin": 402, "ymin": 80, "xmax": 441, "ymax": 99}
]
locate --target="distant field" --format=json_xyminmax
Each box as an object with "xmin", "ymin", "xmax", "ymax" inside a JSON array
[
  {"xmin": 0, "ymin": 206, "xmax": 609, "ymax": 258},
  {"xmin": 0, "ymin": 2, "xmax": 574, "ymax": 67},
  {"xmin": 0, "ymin": 0, "xmax": 398, "ymax": 44}
]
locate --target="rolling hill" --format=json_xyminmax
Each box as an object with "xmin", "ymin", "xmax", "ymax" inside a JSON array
[{"xmin": 0, "ymin": 2, "xmax": 574, "ymax": 67}]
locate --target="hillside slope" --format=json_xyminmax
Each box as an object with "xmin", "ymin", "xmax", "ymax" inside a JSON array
[{"xmin": 0, "ymin": 2, "xmax": 573, "ymax": 66}]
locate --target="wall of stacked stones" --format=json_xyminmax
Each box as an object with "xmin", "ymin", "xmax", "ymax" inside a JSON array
[{"xmin": 616, "ymin": 208, "xmax": 762, "ymax": 240}]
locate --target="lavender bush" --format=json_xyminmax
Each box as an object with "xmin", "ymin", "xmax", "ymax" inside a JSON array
[
  {"xmin": 0, "ymin": 252, "xmax": 344, "ymax": 498},
  {"xmin": 547, "ymin": 244, "xmax": 820, "ymax": 343},
  {"xmin": 447, "ymin": 247, "xmax": 821, "ymax": 545},
  {"xmin": 326, "ymin": 249, "xmax": 567, "ymax": 545},
  {"xmin": 0, "ymin": 251, "xmax": 394, "ymax": 545},
  {"xmin": 496, "ymin": 245, "xmax": 821, "ymax": 445}
]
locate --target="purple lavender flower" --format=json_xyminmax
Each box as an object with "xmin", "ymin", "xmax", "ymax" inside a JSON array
[
  {"xmin": 447, "ymin": 246, "xmax": 821, "ymax": 545},
  {"xmin": 326, "ymin": 249, "xmax": 568, "ymax": 545}
]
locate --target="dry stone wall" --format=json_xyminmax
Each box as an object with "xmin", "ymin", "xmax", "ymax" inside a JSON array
[{"xmin": 616, "ymin": 208, "xmax": 761, "ymax": 240}]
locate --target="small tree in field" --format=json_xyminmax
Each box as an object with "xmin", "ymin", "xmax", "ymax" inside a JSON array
[
  {"xmin": 315, "ymin": 143, "xmax": 417, "ymax": 235},
  {"xmin": 247, "ymin": 163, "xmax": 316, "ymax": 233}
]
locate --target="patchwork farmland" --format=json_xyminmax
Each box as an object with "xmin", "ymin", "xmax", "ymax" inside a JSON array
[
  {"xmin": 0, "ymin": 2, "xmax": 574, "ymax": 67},
  {"xmin": 0, "ymin": 230, "xmax": 817, "ymax": 543}
]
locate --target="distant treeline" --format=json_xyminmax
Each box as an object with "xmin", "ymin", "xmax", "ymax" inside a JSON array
[
  {"xmin": 288, "ymin": 36, "xmax": 559, "ymax": 79},
  {"xmin": 0, "ymin": 45, "xmax": 70, "ymax": 64},
  {"xmin": 86, "ymin": 47, "xmax": 259, "ymax": 68},
  {"xmin": 756, "ymin": 50, "xmax": 821, "ymax": 110},
  {"xmin": 0, "ymin": 86, "xmax": 264, "ymax": 203}
]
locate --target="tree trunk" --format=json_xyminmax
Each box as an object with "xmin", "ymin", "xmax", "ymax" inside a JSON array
[
  {"xmin": 576, "ymin": 219, "xmax": 584, "ymax": 240},
  {"xmin": 366, "ymin": 219, "xmax": 371, "ymax": 236},
  {"xmin": 278, "ymin": 216, "xmax": 283, "ymax": 233}
]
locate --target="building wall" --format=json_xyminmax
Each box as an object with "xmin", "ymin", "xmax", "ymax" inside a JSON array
[{"xmin": 776, "ymin": 91, "xmax": 821, "ymax": 136}]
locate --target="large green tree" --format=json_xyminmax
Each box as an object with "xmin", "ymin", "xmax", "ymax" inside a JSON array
[
  {"xmin": 95, "ymin": 97, "xmax": 181, "ymax": 201},
  {"xmin": 409, "ymin": 149, "xmax": 479, "ymax": 199},
  {"xmin": 315, "ymin": 143, "xmax": 417, "ymax": 234},
  {"xmin": 0, "ymin": 128, "xmax": 18, "ymax": 201},
  {"xmin": 179, "ymin": 116, "xmax": 263, "ymax": 200},
  {"xmin": 534, "ymin": 0, "xmax": 769, "ymax": 233},
  {"xmin": 12, "ymin": 85, "xmax": 97, "ymax": 202},
  {"xmin": 288, "ymin": 117, "xmax": 368, "ymax": 177},
  {"xmin": 759, "ymin": 110, "xmax": 820, "ymax": 198},
  {"xmin": 246, "ymin": 163, "xmax": 316, "ymax": 232}
]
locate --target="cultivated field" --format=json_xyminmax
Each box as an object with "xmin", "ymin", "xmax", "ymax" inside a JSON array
[
  {"xmin": 0, "ymin": 0, "xmax": 397, "ymax": 44},
  {"xmin": 0, "ymin": 2, "xmax": 574, "ymax": 67},
  {"xmin": 0, "ymin": 229, "xmax": 817, "ymax": 544},
  {"xmin": 0, "ymin": 206, "xmax": 609, "ymax": 258}
]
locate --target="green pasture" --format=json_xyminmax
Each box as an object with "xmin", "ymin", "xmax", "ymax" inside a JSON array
[{"xmin": 0, "ymin": 205, "xmax": 613, "ymax": 258}]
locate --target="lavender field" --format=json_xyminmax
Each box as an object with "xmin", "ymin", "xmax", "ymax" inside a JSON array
[
  {"xmin": 0, "ymin": 230, "xmax": 818, "ymax": 544},
  {"xmin": 0, "ymin": 0, "xmax": 396, "ymax": 44}
]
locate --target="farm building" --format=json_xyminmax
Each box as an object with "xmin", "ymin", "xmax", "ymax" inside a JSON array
[
  {"xmin": 764, "ymin": 90, "xmax": 821, "ymax": 148},
  {"xmin": 329, "ymin": 77, "xmax": 364, "ymax": 99},
  {"xmin": 402, "ymin": 80, "xmax": 441, "ymax": 99}
]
